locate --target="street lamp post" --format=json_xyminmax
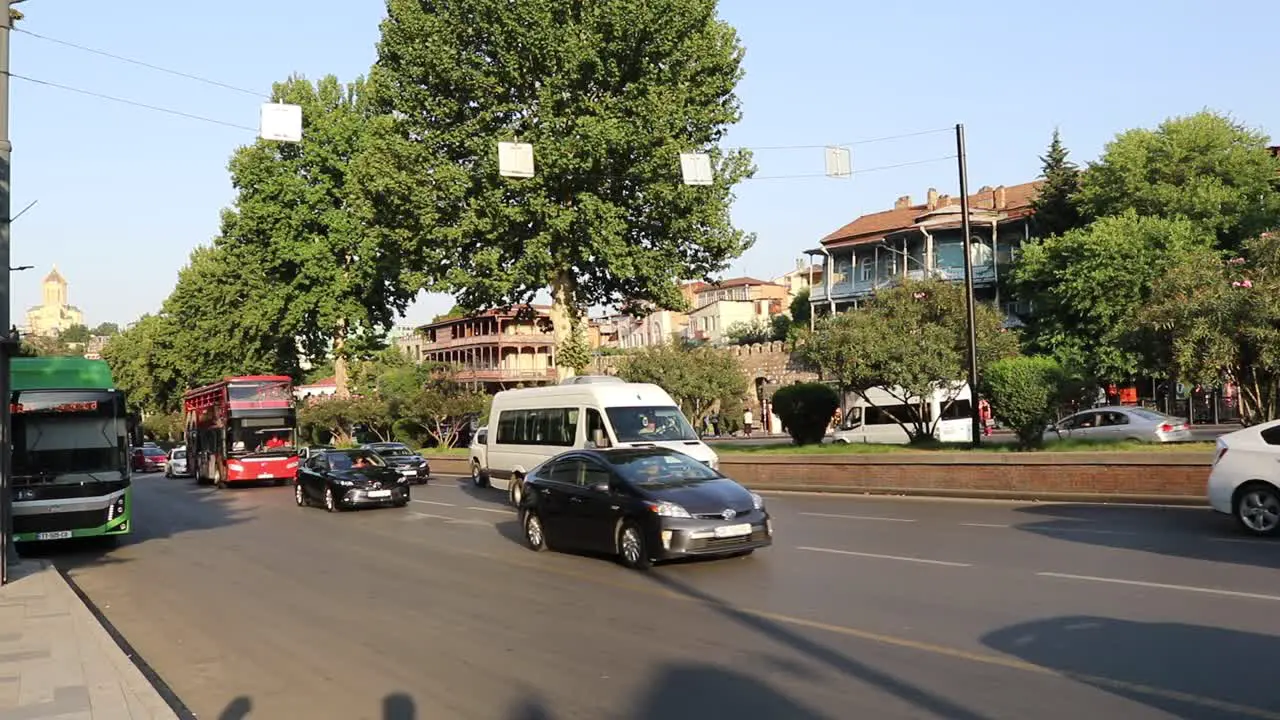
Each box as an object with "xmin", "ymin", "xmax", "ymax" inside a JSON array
[
  {"xmin": 955, "ymin": 124, "xmax": 981, "ymax": 447},
  {"xmin": 0, "ymin": 0, "xmax": 25, "ymax": 584}
]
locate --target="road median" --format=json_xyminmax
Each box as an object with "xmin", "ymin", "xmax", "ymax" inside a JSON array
[{"xmin": 425, "ymin": 448, "xmax": 1212, "ymax": 506}]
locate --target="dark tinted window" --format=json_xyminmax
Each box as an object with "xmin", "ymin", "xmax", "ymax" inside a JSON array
[
  {"xmin": 326, "ymin": 450, "xmax": 387, "ymax": 470},
  {"xmin": 496, "ymin": 408, "xmax": 579, "ymax": 446},
  {"xmin": 937, "ymin": 399, "xmax": 972, "ymax": 421},
  {"xmin": 1260, "ymin": 426, "xmax": 1280, "ymax": 445}
]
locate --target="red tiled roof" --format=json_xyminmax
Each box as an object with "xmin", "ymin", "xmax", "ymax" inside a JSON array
[
  {"xmin": 301, "ymin": 376, "xmax": 336, "ymax": 388},
  {"xmin": 821, "ymin": 181, "xmax": 1043, "ymax": 249}
]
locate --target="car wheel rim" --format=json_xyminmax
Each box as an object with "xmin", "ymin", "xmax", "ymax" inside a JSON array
[
  {"xmin": 622, "ymin": 528, "xmax": 641, "ymax": 564},
  {"xmin": 1240, "ymin": 490, "xmax": 1280, "ymax": 533},
  {"xmin": 513, "ymin": 484, "xmax": 522, "ymax": 505},
  {"xmin": 325, "ymin": 488, "xmax": 334, "ymax": 510},
  {"xmin": 526, "ymin": 516, "xmax": 543, "ymax": 547},
  {"xmin": 295, "ymin": 484, "xmax": 303, "ymax": 505}
]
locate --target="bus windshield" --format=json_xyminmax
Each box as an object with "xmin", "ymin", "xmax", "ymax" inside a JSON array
[
  {"xmin": 11, "ymin": 391, "xmax": 127, "ymax": 480},
  {"xmin": 229, "ymin": 425, "xmax": 297, "ymax": 454},
  {"xmin": 605, "ymin": 406, "xmax": 699, "ymax": 443}
]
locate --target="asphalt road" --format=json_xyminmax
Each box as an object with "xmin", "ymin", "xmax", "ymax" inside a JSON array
[{"xmin": 22, "ymin": 474, "xmax": 1280, "ymax": 720}]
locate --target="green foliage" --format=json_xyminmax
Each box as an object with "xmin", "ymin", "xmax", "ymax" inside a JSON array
[
  {"xmin": 725, "ymin": 317, "xmax": 772, "ymax": 345},
  {"xmin": 219, "ymin": 74, "xmax": 419, "ymax": 390},
  {"xmin": 789, "ymin": 288, "xmax": 811, "ymax": 327},
  {"xmin": 982, "ymin": 356, "xmax": 1067, "ymax": 449},
  {"xmin": 770, "ymin": 382, "xmax": 839, "ymax": 446},
  {"xmin": 59, "ymin": 324, "xmax": 91, "ymax": 345},
  {"xmin": 363, "ymin": 0, "xmax": 756, "ymax": 351},
  {"xmin": 1076, "ymin": 111, "xmax": 1280, "ymax": 250},
  {"xmin": 800, "ymin": 279, "xmax": 1019, "ymax": 442},
  {"xmin": 101, "ymin": 314, "xmax": 184, "ymax": 414},
  {"xmin": 1013, "ymin": 211, "xmax": 1214, "ymax": 382},
  {"xmin": 140, "ymin": 412, "xmax": 185, "ymax": 443},
  {"xmin": 1030, "ymin": 128, "xmax": 1082, "ymax": 238},
  {"xmin": 1145, "ymin": 231, "xmax": 1280, "ymax": 425},
  {"xmin": 616, "ymin": 343, "xmax": 746, "ymax": 425},
  {"xmin": 90, "ymin": 322, "xmax": 120, "ymax": 337},
  {"xmin": 400, "ymin": 372, "xmax": 488, "ymax": 448},
  {"xmin": 431, "ymin": 305, "xmax": 469, "ymax": 323}
]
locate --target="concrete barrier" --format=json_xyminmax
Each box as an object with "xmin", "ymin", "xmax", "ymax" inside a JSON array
[{"xmin": 424, "ymin": 451, "xmax": 1212, "ymax": 505}]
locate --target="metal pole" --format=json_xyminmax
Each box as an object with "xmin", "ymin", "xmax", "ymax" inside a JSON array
[
  {"xmin": 0, "ymin": 3, "xmax": 17, "ymax": 583},
  {"xmin": 956, "ymin": 124, "xmax": 981, "ymax": 447}
]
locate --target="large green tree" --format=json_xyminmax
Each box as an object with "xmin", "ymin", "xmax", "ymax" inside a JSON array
[
  {"xmin": 363, "ymin": 0, "xmax": 756, "ymax": 378},
  {"xmin": 1030, "ymin": 128, "xmax": 1082, "ymax": 238},
  {"xmin": 1013, "ymin": 211, "xmax": 1214, "ymax": 383},
  {"xmin": 616, "ymin": 343, "xmax": 746, "ymax": 427},
  {"xmin": 101, "ymin": 314, "xmax": 184, "ymax": 414},
  {"xmin": 1076, "ymin": 111, "xmax": 1280, "ymax": 250},
  {"xmin": 1146, "ymin": 231, "xmax": 1280, "ymax": 425},
  {"xmin": 801, "ymin": 279, "xmax": 1019, "ymax": 442},
  {"xmin": 219, "ymin": 74, "xmax": 420, "ymax": 396}
]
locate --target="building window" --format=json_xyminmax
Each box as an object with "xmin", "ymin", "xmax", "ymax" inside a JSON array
[{"xmin": 860, "ymin": 256, "xmax": 874, "ymax": 282}]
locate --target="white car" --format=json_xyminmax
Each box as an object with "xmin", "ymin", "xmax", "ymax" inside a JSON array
[
  {"xmin": 165, "ymin": 446, "xmax": 191, "ymax": 478},
  {"xmin": 1207, "ymin": 421, "xmax": 1280, "ymax": 537},
  {"xmin": 469, "ymin": 427, "xmax": 489, "ymax": 487}
]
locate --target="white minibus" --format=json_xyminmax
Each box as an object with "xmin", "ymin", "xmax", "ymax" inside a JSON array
[
  {"xmin": 473, "ymin": 377, "xmax": 719, "ymax": 505},
  {"xmin": 832, "ymin": 384, "xmax": 974, "ymax": 445}
]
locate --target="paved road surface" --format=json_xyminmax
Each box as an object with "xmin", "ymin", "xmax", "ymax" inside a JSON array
[{"xmin": 21, "ymin": 474, "xmax": 1280, "ymax": 720}]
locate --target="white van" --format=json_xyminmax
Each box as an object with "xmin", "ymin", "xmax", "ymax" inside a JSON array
[
  {"xmin": 832, "ymin": 384, "xmax": 975, "ymax": 445},
  {"xmin": 475, "ymin": 377, "xmax": 719, "ymax": 505}
]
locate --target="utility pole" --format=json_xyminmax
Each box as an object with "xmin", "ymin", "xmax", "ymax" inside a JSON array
[
  {"xmin": 956, "ymin": 123, "xmax": 982, "ymax": 447},
  {"xmin": 0, "ymin": 0, "xmax": 24, "ymax": 584}
]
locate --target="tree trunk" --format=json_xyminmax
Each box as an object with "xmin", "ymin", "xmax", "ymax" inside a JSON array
[
  {"xmin": 549, "ymin": 269, "xmax": 583, "ymax": 381},
  {"xmin": 333, "ymin": 319, "xmax": 351, "ymax": 398}
]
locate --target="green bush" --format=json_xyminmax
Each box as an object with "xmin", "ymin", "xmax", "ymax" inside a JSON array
[
  {"xmin": 983, "ymin": 356, "xmax": 1067, "ymax": 449},
  {"xmin": 770, "ymin": 382, "xmax": 840, "ymax": 446}
]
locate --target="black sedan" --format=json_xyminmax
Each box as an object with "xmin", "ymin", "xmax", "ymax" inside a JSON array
[
  {"xmin": 518, "ymin": 447, "xmax": 772, "ymax": 570},
  {"xmin": 294, "ymin": 449, "xmax": 410, "ymax": 512},
  {"xmin": 363, "ymin": 442, "xmax": 431, "ymax": 484}
]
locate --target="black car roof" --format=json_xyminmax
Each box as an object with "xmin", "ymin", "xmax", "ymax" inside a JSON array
[{"xmin": 566, "ymin": 446, "xmax": 687, "ymax": 462}]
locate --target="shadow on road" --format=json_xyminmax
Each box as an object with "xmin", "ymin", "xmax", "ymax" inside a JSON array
[
  {"xmin": 982, "ymin": 615, "xmax": 1280, "ymax": 719},
  {"xmin": 451, "ymin": 477, "xmax": 514, "ymax": 509},
  {"xmin": 505, "ymin": 662, "xmax": 831, "ymax": 719},
  {"xmin": 1009, "ymin": 503, "xmax": 1280, "ymax": 570},
  {"xmin": 216, "ymin": 693, "xmax": 419, "ymax": 719},
  {"xmin": 17, "ymin": 475, "xmax": 253, "ymax": 571},
  {"xmin": 641, "ymin": 572, "xmax": 990, "ymax": 720}
]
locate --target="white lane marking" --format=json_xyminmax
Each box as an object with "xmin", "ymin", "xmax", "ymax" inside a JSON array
[
  {"xmin": 800, "ymin": 512, "xmax": 917, "ymax": 523},
  {"xmin": 960, "ymin": 523, "xmax": 1010, "ymax": 528},
  {"xmin": 467, "ymin": 506, "xmax": 514, "ymax": 515},
  {"xmin": 1208, "ymin": 537, "xmax": 1276, "ymax": 546},
  {"xmin": 406, "ymin": 511, "xmax": 488, "ymax": 526},
  {"xmin": 1036, "ymin": 573, "xmax": 1280, "ymax": 602},
  {"xmin": 412, "ymin": 500, "xmax": 457, "ymax": 507},
  {"xmin": 797, "ymin": 546, "xmax": 972, "ymax": 568}
]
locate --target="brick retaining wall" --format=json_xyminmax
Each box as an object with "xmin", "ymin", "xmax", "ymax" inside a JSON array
[{"xmin": 426, "ymin": 451, "xmax": 1212, "ymax": 504}]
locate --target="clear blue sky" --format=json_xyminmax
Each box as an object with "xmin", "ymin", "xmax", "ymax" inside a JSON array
[{"xmin": 11, "ymin": 0, "xmax": 1278, "ymax": 329}]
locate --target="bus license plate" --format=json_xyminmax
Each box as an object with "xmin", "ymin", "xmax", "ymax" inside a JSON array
[
  {"xmin": 714, "ymin": 524, "xmax": 751, "ymax": 539},
  {"xmin": 368, "ymin": 490, "xmax": 392, "ymax": 498},
  {"xmin": 36, "ymin": 531, "xmax": 72, "ymax": 541}
]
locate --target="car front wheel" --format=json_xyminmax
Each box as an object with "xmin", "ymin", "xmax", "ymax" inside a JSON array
[
  {"xmin": 1235, "ymin": 483, "xmax": 1280, "ymax": 537},
  {"xmin": 295, "ymin": 483, "xmax": 307, "ymax": 507},
  {"xmin": 324, "ymin": 486, "xmax": 340, "ymax": 513},
  {"xmin": 618, "ymin": 522, "xmax": 651, "ymax": 571},
  {"xmin": 523, "ymin": 511, "xmax": 548, "ymax": 552}
]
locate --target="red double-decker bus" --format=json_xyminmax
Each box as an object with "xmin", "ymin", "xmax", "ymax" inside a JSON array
[{"xmin": 183, "ymin": 375, "xmax": 300, "ymax": 488}]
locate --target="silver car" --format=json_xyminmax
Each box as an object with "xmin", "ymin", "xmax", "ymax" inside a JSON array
[
  {"xmin": 1045, "ymin": 406, "xmax": 1193, "ymax": 444},
  {"xmin": 165, "ymin": 446, "xmax": 192, "ymax": 478}
]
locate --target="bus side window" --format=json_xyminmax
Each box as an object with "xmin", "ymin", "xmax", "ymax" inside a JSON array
[{"xmin": 586, "ymin": 409, "xmax": 610, "ymax": 448}]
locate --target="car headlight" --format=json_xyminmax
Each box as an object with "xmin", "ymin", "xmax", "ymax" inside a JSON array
[
  {"xmin": 647, "ymin": 501, "xmax": 692, "ymax": 518},
  {"xmin": 227, "ymin": 462, "xmax": 243, "ymax": 472},
  {"xmin": 750, "ymin": 492, "xmax": 764, "ymax": 511},
  {"xmin": 336, "ymin": 479, "xmax": 355, "ymax": 487}
]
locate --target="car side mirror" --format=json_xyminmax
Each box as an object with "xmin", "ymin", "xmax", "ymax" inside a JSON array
[
  {"xmin": 592, "ymin": 429, "xmax": 610, "ymax": 449},
  {"xmin": 590, "ymin": 481, "xmax": 610, "ymax": 494}
]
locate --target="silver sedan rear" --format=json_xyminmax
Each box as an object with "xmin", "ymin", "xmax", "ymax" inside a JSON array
[{"xmin": 1044, "ymin": 406, "xmax": 1193, "ymax": 444}]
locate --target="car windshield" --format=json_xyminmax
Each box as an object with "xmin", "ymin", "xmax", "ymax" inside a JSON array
[
  {"xmin": 172, "ymin": 450, "xmax": 186, "ymax": 460},
  {"xmin": 605, "ymin": 406, "xmax": 699, "ymax": 443},
  {"xmin": 611, "ymin": 451, "xmax": 719, "ymax": 486},
  {"xmin": 327, "ymin": 450, "xmax": 387, "ymax": 470},
  {"xmin": 374, "ymin": 446, "xmax": 413, "ymax": 457}
]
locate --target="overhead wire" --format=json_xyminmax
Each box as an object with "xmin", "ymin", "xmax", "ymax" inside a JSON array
[{"xmin": 8, "ymin": 73, "xmax": 259, "ymax": 133}]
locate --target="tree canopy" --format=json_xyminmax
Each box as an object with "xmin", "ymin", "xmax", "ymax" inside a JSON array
[
  {"xmin": 615, "ymin": 343, "xmax": 746, "ymax": 426},
  {"xmin": 1030, "ymin": 128, "xmax": 1082, "ymax": 238},
  {"xmin": 801, "ymin": 279, "xmax": 1018, "ymax": 441},
  {"xmin": 1076, "ymin": 111, "xmax": 1280, "ymax": 250},
  {"xmin": 362, "ymin": 0, "xmax": 756, "ymax": 377}
]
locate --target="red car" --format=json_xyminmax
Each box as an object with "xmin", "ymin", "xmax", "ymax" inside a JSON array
[{"xmin": 131, "ymin": 446, "xmax": 168, "ymax": 473}]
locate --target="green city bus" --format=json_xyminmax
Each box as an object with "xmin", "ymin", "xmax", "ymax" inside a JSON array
[{"xmin": 10, "ymin": 357, "xmax": 135, "ymax": 543}]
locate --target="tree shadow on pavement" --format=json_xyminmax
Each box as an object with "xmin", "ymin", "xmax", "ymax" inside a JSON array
[
  {"xmin": 982, "ymin": 615, "xmax": 1280, "ymax": 719},
  {"xmin": 642, "ymin": 572, "xmax": 990, "ymax": 720},
  {"xmin": 16, "ymin": 475, "xmax": 254, "ymax": 571},
  {"xmin": 216, "ymin": 692, "xmax": 419, "ymax": 720},
  {"xmin": 505, "ymin": 662, "xmax": 831, "ymax": 720},
  {"xmin": 1008, "ymin": 504, "xmax": 1280, "ymax": 570}
]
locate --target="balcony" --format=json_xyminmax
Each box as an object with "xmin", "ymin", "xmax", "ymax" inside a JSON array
[
  {"xmin": 423, "ymin": 333, "xmax": 556, "ymax": 351},
  {"xmin": 453, "ymin": 368, "xmax": 558, "ymax": 383}
]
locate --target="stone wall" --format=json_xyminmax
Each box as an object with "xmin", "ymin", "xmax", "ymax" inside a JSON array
[{"xmin": 590, "ymin": 342, "xmax": 820, "ymax": 415}]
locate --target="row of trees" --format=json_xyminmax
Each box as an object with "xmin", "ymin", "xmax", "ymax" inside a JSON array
[{"xmin": 103, "ymin": 0, "xmax": 756, "ymax": 415}]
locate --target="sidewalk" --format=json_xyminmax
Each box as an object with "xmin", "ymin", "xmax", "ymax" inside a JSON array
[{"xmin": 0, "ymin": 560, "xmax": 178, "ymax": 720}]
